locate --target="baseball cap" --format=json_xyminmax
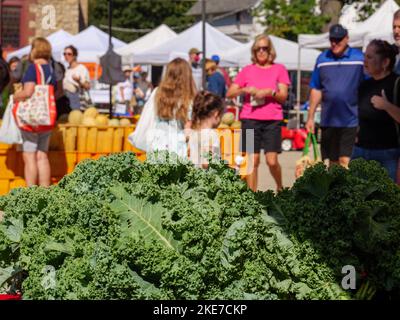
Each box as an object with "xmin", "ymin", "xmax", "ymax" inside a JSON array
[
  {"xmin": 189, "ymin": 48, "xmax": 201, "ymax": 55},
  {"xmin": 329, "ymin": 24, "xmax": 348, "ymax": 40},
  {"xmin": 122, "ymin": 65, "xmax": 132, "ymax": 72},
  {"xmin": 211, "ymin": 54, "xmax": 220, "ymax": 63}
]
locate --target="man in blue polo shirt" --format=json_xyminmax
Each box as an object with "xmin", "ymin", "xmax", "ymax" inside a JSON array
[{"xmin": 306, "ymin": 24, "xmax": 364, "ymax": 168}]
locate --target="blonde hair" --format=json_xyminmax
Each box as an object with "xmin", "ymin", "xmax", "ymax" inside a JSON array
[
  {"xmin": 155, "ymin": 58, "xmax": 197, "ymax": 124},
  {"xmin": 251, "ymin": 34, "xmax": 276, "ymax": 64},
  {"xmin": 30, "ymin": 37, "xmax": 52, "ymax": 61}
]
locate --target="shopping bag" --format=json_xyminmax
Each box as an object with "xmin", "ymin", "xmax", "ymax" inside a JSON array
[
  {"xmin": 128, "ymin": 88, "xmax": 157, "ymax": 152},
  {"xmin": 0, "ymin": 96, "xmax": 22, "ymax": 145},
  {"xmin": 13, "ymin": 64, "xmax": 56, "ymax": 132},
  {"xmin": 295, "ymin": 132, "xmax": 321, "ymax": 178}
]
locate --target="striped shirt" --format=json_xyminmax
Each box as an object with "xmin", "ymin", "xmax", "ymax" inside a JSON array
[{"xmin": 310, "ymin": 47, "xmax": 365, "ymax": 127}]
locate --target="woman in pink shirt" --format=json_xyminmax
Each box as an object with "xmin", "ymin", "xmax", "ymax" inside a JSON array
[{"xmin": 227, "ymin": 34, "xmax": 290, "ymax": 191}]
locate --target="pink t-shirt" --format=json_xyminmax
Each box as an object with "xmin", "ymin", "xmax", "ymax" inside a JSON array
[{"xmin": 234, "ymin": 63, "xmax": 290, "ymax": 121}]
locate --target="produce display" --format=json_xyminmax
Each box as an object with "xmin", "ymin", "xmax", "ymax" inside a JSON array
[
  {"xmin": 63, "ymin": 109, "xmax": 133, "ymax": 127},
  {"xmin": 0, "ymin": 152, "xmax": 398, "ymax": 300},
  {"xmin": 0, "ymin": 152, "xmax": 348, "ymax": 300},
  {"xmin": 219, "ymin": 112, "xmax": 241, "ymax": 129}
]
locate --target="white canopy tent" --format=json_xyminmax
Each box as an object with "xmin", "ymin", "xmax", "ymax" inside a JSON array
[
  {"xmin": 221, "ymin": 35, "xmax": 321, "ymax": 71},
  {"xmin": 7, "ymin": 29, "xmax": 73, "ymax": 61},
  {"xmin": 298, "ymin": 0, "xmax": 399, "ymax": 49},
  {"xmin": 51, "ymin": 25, "xmax": 126, "ymax": 63},
  {"xmin": 115, "ymin": 24, "xmax": 177, "ymax": 65},
  {"xmin": 132, "ymin": 22, "xmax": 243, "ymax": 66}
]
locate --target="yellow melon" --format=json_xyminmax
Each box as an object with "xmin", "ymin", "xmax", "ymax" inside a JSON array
[
  {"xmin": 109, "ymin": 119, "xmax": 120, "ymax": 126},
  {"xmin": 218, "ymin": 123, "xmax": 230, "ymax": 129},
  {"xmin": 95, "ymin": 114, "xmax": 109, "ymax": 126},
  {"xmin": 83, "ymin": 107, "xmax": 99, "ymax": 119},
  {"xmin": 221, "ymin": 112, "xmax": 235, "ymax": 126},
  {"xmin": 82, "ymin": 117, "xmax": 97, "ymax": 126},
  {"xmin": 230, "ymin": 121, "xmax": 241, "ymax": 129},
  {"xmin": 68, "ymin": 110, "xmax": 83, "ymax": 125},
  {"xmin": 119, "ymin": 118, "xmax": 132, "ymax": 126}
]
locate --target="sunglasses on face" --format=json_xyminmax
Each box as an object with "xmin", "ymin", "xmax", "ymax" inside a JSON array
[
  {"xmin": 255, "ymin": 46, "xmax": 269, "ymax": 53},
  {"xmin": 63, "ymin": 52, "xmax": 73, "ymax": 56}
]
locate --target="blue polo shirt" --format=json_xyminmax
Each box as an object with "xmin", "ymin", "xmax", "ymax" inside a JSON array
[{"xmin": 310, "ymin": 47, "xmax": 364, "ymax": 127}]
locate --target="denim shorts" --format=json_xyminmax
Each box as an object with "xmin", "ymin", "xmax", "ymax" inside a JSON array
[
  {"xmin": 21, "ymin": 131, "xmax": 52, "ymax": 153},
  {"xmin": 351, "ymin": 146, "xmax": 400, "ymax": 181}
]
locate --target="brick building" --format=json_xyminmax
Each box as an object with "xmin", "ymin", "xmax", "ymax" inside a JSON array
[{"xmin": 1, "ymin": 0, "xmax": 88, "ymax": 53}]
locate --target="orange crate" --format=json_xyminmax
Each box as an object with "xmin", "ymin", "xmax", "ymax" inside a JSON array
[
  {"xmin": 9, "ymin": 178, "xmax": 26, "ymax": 190},
  {"xmin": 48, "ymin": 152, "xmax": 77, "ymax": 177},
  {"xmin": 123, "ymin": 126, "xmax": 136, "ymax": 152},
  {"xmin": 77, "ymin": 152, "xmax": 92, "ymax": 163},
  {"xmin": 0, "ymin": 179, "xmax": 10, "ymax": 195},
  {"xmin": 76, "ymin": 125, "xmax": 129, "ymax": 153},
  {"xmin": 0, "ymin": 150, "xmax": 17, "ymax": 179}
]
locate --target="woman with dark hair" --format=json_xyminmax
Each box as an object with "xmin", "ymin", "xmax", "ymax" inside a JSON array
[
  {"xmin": 62, "ymin": 45, "xmax": 90, "ymax": 110},
  {"xmin": 226, "ymin": 34, "xmax": 290, "ymax": 191},
  {"xmin": 148, "ymin": 57, "xmax": 197, "ymax": 158},
  {"xmin": 352, "ymin": 39, "xmax": 400, "ymax": 181}
]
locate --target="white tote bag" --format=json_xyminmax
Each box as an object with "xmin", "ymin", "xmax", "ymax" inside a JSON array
[
  {"xmin": 128, "ymin": 88, "xmax": 157, "ymax": 152},
  {"xmin": 0, "ymin": 96, "xmax": 23, "ymax": 145}
]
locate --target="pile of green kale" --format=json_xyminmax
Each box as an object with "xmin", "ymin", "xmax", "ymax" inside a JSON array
[
  {"xmin": 0, "ymin": 152, "xmax": 348, "ymax": 300},
  {"xmin": 259, "ymin": 160, "xmax": 400, "ymax": 299}
]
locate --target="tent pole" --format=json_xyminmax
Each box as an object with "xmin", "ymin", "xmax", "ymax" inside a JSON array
[
  {"xmin": 296, "ymin": 45, "xmax": 302, "ymax": 129},
  {"xmin": 108, "ymin": 0, "xmax": 113, "ymax": 118},
  {"xmin": 202, "ymin": 0, "xmax": 206, "ymax": 90}
]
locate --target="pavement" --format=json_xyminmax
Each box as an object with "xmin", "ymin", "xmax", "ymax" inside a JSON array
[{"xmin": 257, "ymin": 150, "xmax": 303, "ymax": 191}]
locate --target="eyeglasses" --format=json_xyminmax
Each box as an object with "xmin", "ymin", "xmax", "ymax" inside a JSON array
[
  {"xmin": 255, "ymin": 46, "xmax": 269, "ymax": 53},
  {"xmin": 63, "ymin": 52, "xmax": 73, "ymax": 56}
]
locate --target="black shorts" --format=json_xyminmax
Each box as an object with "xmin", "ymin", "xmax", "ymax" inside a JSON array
[
  {"xmin": 240, "ymin": 119, "xmax": 282, "ymax": 154},
  {"xmin": 321, "ymin": 127, "xmax": 357, "ymax": 161}
]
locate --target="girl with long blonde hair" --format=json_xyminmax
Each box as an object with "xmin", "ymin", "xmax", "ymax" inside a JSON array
[{"xmin": 149, "ymin": 58, "xmax": 197, "ymax": 158}]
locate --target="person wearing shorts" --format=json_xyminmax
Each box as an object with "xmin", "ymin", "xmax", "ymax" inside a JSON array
[
  {"xmin": 306, "ymin": 24, "xmax": 365, "ymax": 167},
  {"xmin": 13, "ymin": 38, "xmax": 56, "ymax": 187},
  {"xmin": 227, "ymin": 34, "xmax": 290, "ymax": 191}
]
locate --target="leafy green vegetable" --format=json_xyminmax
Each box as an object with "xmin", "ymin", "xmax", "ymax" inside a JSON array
[
  {"xmin": 259, "ymin": 159, "xmax": 400, "ymax": 299},
  {"xmin": 0, "ymin": 152, "xmax": 348, "ymax": 299}
]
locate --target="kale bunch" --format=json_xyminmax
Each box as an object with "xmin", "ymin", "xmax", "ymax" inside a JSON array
[
  {"xmin": 263, "ymin": 159, "xmax": 400, "ymax": 296},
  {"xmin": 0, "ymin": 152, "xmax": 347, "ymax": 300}
]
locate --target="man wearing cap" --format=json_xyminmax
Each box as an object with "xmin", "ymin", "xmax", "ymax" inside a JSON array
[
  {"xmin": 211, "ymin": 54, "xmax": 232, "ymax": 88},
  {"xmin": 305, "ymin": 24, "xmax": 364, "ymax": 168},
  {"xmin": 115, "ymin": 65, "xmax": 133, "ymax": 115},
  {"xmin": 189, "ymin": 47, "xmax": 203, "ymax": 91}
]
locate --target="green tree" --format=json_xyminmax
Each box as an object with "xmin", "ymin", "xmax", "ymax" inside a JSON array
[
  {"xmin": 88, "ymin": 0, "xmax": 195, "ymax": 43},
  {"xmin": 255, "ymin": 0, "xmax": 390, "ymax": 40},
  {"xmin": 254, "ymin": 0, "xmax": 329, "ymax": 41}
]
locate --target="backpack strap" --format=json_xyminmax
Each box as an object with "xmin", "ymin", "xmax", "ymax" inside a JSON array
[
  {"xmin": 34, "ymin": 64, "xmax": 53, "ymax": 85},
  {"xmin": 34, "ymin": 64, "xmax": 45, "ymax": 85}
]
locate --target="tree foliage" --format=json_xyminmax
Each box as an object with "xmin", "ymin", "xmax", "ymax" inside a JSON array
[
  {"xmin": 88, "ymin": 0, "xmax": 195, "ymax": 43},
  {"xmin": 256, "ymin": 0, "xmax": 389, "ymax": 41},
  {"xmin": 255, "ymin": 0, "xmax": 329, "ymax": 41}
]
